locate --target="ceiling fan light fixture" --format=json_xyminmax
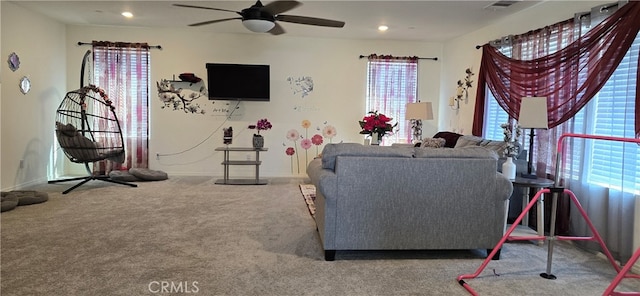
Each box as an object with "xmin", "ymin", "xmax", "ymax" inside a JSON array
[{"xmin": 242, "ymin": 19, "xmax": 275, "ymax": 33}]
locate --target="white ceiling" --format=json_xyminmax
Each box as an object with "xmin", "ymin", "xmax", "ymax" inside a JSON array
[{"xmin": 10, "ymin": 0, "xmax": 543, "ymax": 42}]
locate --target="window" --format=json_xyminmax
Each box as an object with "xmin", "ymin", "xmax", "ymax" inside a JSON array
[
  {"xmin": 365, "ymin": 58, "xmax": 418, "ymax": 144},
  {"xmin": 93, "ymin": 43, "xmax": 150, "ymax": 170},
  {"xmin": 482, "ymin": 18, "xmax": 639, "ymax": 194}
]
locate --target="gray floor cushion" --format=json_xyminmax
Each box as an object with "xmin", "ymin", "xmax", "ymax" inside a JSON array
[
  {"xmin": 1, "ymin": 193, "xmax": 19, "ymax": 212},
  {"xmin": 129, "ymin": 168, "xmax": 168, "ymax": 181},
  {"xmin": 1, "ymin": 190, "xmax": 48, "ymax": 212},
  {"xmin": 109, "ymin": 170, "xmax": 140, "ymax": 182}
]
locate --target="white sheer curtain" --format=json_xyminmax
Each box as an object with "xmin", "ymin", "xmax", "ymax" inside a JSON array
[
  {"xmin": 564, "ymin": 31, "xmax": 639, "ymax": 261},
  {"xmin": 365, "ymin": 55, "xmax": 418, "ymax": 145},
  {"xmin": 92, "ymin": 41, "xmax": 150, "ymax": 173}
]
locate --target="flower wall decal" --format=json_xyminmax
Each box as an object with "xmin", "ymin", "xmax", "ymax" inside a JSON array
[
  {"xmin": 283, "ymin": 120, "xmax": 338, "ymax": 175},
  {"xmin": 451, "ymin": 68, "xmax": 475, "ymax": 110}
]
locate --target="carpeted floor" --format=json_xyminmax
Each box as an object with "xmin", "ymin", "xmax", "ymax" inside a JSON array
[{"xmin": 1, "ymin": 176, "xmax": 639, "ymax": 295}]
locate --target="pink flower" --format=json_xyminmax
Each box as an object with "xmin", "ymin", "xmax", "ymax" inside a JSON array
[
  {"xmin": 285, "ymin": 147, "xmax": 295, "ymax": 156},
  {"xmin": 286, "ymin": 129, "xmax": 300, "ymax": 141},
  {"xmin": 249, "ymin": 118, "xmax": 272, "ymax": 134},
  {"xmin": 322, "ymin": 125, "xmax": 337, "ymax": 139},
  {"xmin": 311, "ymin": 134, "xmax": 323, "ymax": 145},
  {"xmin": 300, "ymin": 138, "xmax": 312, "ymax": 150}
]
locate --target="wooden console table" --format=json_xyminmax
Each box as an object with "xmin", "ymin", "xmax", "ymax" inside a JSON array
[{"xmin": 215, "ymin": 147, "xmax": 268, "ymax": 185}]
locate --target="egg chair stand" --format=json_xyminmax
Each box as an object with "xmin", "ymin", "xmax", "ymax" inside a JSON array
[{"xmin": 48, "ymin": 85, "xmax": 138, "ymax": 194}]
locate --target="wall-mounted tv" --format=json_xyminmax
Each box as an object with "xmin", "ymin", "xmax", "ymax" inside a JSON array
[{"xmin": 206, "ymin": 63, "xmax": 270, "ymax": 101}]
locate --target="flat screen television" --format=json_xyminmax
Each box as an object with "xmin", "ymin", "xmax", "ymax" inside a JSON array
[{"xmin": 206, "ymin": 63, "xmax": 270, "ymax": 101}]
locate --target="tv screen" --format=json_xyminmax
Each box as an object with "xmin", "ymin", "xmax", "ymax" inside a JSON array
[{"xmin": 206, "ymin": 63, "xmax": 270, "ymax": 101}]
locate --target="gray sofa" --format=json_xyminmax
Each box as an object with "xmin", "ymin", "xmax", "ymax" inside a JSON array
[{"xmin": 306, "ymin": 143, "xmax": 513, "ymax": 261}]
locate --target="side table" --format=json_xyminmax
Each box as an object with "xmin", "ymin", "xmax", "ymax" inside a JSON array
[
  {"xmin": 214, "ymin": 147, "xmax": 268, "ymax": 185},
  {"xmin": 507, "ymin": 176, "xmax": 554, "ymax": 245}
]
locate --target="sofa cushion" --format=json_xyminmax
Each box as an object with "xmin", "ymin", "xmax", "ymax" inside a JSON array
[
  {"xmin": 321, "ymin": 143, "xmax": 414, "ymax": 170},
  {"xmin": 420, "ymin": 137, "xmax": 446, "ymax": 148},
  {"xmin": 414, "ymin": 146, "xmax": 498, "ymax": 159},
  {"xmin": 454, "ymin": 135, "xmax": 484, "ymax": 148},
  {"xmin": 433, "ymin": 131, "xmax": 463, "ymax": 148},
  {"xmin": 479, "ymin": 139, "xmax": 510, "ymax": 157}
]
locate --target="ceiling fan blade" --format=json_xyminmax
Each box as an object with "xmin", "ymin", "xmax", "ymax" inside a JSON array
[
  {"xmin": 173, "ymin": 4, "xmax": 240, "ymax": 15},
  {"xmin": 276, "ymin": 15, "xmax": 345, "ymax": 28},
  {"xmin": 262, "ymin": 0, "xmax": 301, "ymax": 15},
  {"xmin": 268, "ymin": 22, "xmax": 286, "ymax": 35},
  {"xmin": 188, "ymin": 17, "xmax": 242, "ymax": 27}
]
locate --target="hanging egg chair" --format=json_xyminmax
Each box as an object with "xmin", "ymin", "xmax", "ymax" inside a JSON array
[{"xmin": 48, "ymin": 85, "xmax": 137, "ymax": 194}]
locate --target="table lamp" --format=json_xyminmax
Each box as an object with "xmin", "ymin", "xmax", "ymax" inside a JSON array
[
  {"xmin": 405, "ymin": 102, "xmax": 434, "ymax": 143},
  {"xmin": 518, "ymin": 97, "xmax": 548, "ymax": 179}
]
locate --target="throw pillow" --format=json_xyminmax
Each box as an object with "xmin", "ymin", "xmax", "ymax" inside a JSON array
[
  {"xmin": 420, "ymin": 137, "xmax": 446, "ymax": 148},
  {"xmin": 454, "ymin": 135, "xmax": 484, "ymax": 148},
  {"xmin": 479, "ymin": 140, "xmax": 510, "ymax": 157},
  {"xmin": 432, "ymin": 131, "xmax": 463, "ymax": 148}
]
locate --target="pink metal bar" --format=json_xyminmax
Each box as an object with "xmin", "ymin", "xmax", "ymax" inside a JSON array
[
  {"xmin": 603, "ymin": 247, "xmax": 640, "ymax": 296},
  {"xmin": 457, "ymin": 188, "xmax": 622, "ymax": 294},
  {"xmin": 458, "ymin": 132, "xmax": 640, "ymax": 295}
]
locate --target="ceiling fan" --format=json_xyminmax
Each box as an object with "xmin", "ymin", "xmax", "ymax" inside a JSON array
[{"xmin": 173, "ymin": 0, "xmax": 345, "ymax": 35}]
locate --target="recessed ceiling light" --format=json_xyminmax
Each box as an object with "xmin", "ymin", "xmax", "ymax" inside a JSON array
[
  {"xmin": 378, "ymin": 25, "xmax": 389, "ymax": 32},
  {"xmin": 121, "ymin": 11, "xmax": 133, "ymax": 18}
]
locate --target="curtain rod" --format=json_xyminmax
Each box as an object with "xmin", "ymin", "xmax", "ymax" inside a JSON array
[
  {"xmin": 77, "ymin": 42, "xmax": 162, "ymax": 49},
  {"xmin": 358, "ymin": 55, "xmax": 438, "ymax": 61}
]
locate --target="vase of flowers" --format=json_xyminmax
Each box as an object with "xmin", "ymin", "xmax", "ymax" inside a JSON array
[
  {"xmin": 249, "ymin": 118, "xmax": 272, "ymax": 148},
  {"xmin": 359, "ymin": 111, "xmax": 397, "ymax": 145},
  {"xmin": 500, "ymin": 122, "xmax": 521, "ymax": 180}
]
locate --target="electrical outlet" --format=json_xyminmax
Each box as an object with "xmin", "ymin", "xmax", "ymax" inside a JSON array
[{"xmin": 246, "ymin": 154, "xmax": 251, "ymax": 160}]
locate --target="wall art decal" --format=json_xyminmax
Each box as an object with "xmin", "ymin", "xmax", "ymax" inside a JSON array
[
  {"xmin": 283, "ymin": 120, "xmax": 338, "ymax": 175},
  {"xmin": 157, "ymin": 79, "xmax": 207, "ymax": 114},
  {"xmin": 287, "ymin": 76, "xmax": 314, "ymax": 98}
]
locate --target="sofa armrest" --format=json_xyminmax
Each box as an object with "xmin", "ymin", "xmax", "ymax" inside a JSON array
[{"xmin": 495, "ymin": 172, "xmax": 514, "ymax": 201}]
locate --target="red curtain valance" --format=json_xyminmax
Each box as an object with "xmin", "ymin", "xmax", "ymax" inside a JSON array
[
  {"xmin": 366, "ymin": 54, "xmax": 419, "ymax": 61},
  {"xmin": 472, "ymin": 1, "xmax": 640, "ymax": 137},
  {"xmin": 92, "ymin": 41, "xmax": 150, "ymax": 49}
]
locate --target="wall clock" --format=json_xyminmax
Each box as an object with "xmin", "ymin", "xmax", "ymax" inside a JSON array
[
  {"xmin": 19, "ymin": 76, "xmax": 31, "ymax": 94},
  {"xmin": 8, "ymin": 52, "xmax": 20, "ymax": 71}
]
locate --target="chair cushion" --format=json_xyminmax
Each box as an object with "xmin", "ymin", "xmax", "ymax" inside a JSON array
[
  {"xmin": 129, "ymin": 168, "xmax": 168, "ymax": 181},
  {"xmin": 56, "ymin": 122, "xmax": 78, "ymax": 137}
]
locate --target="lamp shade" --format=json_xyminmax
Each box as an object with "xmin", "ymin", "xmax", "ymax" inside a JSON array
[
  {"xmin": 405, "ymin": 102, "xmax": 434, "ymax": 120},
  {"xmin": 242, "ymin": 19, "xmax": 275, "ymax": 33},
  {"xmin": 519, "ymin": 97, "xmax": 548, "ymax": 129}
]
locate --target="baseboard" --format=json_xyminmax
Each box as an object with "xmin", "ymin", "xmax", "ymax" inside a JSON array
[{"xmin": 1, "ymin": 177, "xmax": 48, "ymax": 192}]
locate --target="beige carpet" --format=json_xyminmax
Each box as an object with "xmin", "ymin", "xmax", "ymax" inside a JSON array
[{"xmin": 1, "ymin": 176, "xmax": 639, "ymax": 295}]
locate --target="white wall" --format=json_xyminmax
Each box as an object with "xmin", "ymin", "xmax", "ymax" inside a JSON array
[
  {"xmin": 65, "ymin": 26, "xmax": 442, "ymax": 177},
  {"xmin": 1, "ymin": 2, "xmax": 67, "ymax": 190}
]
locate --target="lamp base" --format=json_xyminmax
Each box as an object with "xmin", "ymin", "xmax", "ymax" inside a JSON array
[{"xmin": 520, "ymin": 173, "xmax": 537, "ymax": 179}]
